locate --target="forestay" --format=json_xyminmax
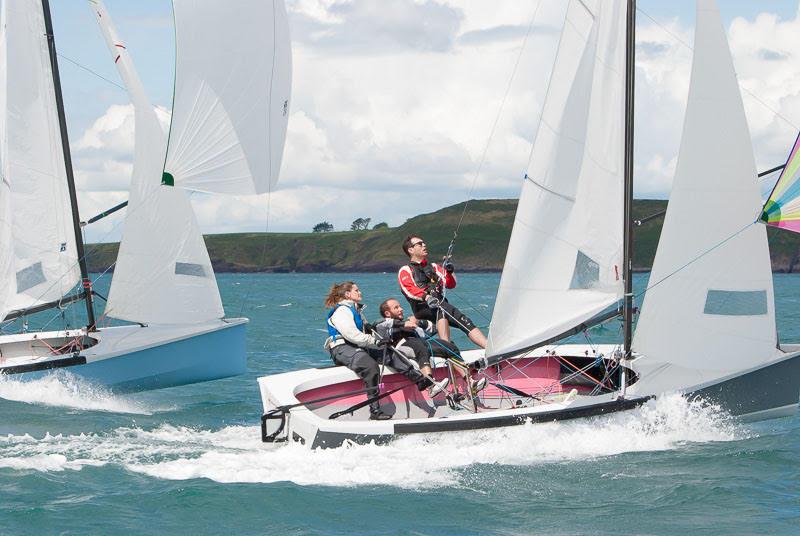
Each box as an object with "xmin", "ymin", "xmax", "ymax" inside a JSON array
[
  {"xmin": 760, "ymin": 132, "xmax": 800, "ymax": 232},
  {"xmin": 633, "ymin": 0, "xmax": 779, "ymax": 386},
  {"xmin": 487, "ymin": 0, "xmax": 626, "ymax": 359},
  {"xmin": 92, "ymin": 0, "xmax": 224, "ymax": 325},
  {"xmin": 0, "ymin": 0, "xmax": 80, "ymax": 319},
  {"xmin": 164, "ymin": 0, "xmax": 292, "ymax": 195}
]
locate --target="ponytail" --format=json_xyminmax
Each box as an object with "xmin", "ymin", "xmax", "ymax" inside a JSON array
[{"xmin": 324, "ymin": 280, "xmax": 356, "ymax": 308}]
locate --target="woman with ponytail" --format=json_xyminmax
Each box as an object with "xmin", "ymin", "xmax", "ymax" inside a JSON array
[{"xmin": 324, "ymin": 281, "xmax": 432, "ymax": 420}]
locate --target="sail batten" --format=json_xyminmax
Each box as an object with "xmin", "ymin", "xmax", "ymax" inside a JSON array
[{"xmin": 486, "ymin": 0, "xmax": 626, "ymax": 358}]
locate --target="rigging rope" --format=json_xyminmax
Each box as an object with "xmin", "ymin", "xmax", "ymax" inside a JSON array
[
  {"xmin": 634, "ymin": 220, "xmax": 756, "ymax": 300},
  {"xmin": 450, "ymin": 0, "xmax": 545, "ymax": 246},
  {"xmin": 57, "ymin": 52, "xmax": 126, "ymax": 91}
]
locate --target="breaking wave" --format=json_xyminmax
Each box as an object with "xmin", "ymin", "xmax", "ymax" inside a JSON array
[{"xmin": 0, "ymin": 394, "xmax": 744, "ymax": 486}]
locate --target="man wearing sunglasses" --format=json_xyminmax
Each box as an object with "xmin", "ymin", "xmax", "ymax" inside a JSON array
[{"xmin": 397, "ymin": 235, "xmax": 488, "ymax": 349}]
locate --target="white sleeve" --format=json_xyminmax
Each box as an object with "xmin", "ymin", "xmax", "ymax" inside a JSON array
[{"xmin": 330, "ymin": 307, "xmax": 376, "ymax": 347}]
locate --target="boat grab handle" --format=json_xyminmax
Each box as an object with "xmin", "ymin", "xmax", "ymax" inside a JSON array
[{"xmin": 261, "ymin": 409, "xmax": 288, "ymax": 443}]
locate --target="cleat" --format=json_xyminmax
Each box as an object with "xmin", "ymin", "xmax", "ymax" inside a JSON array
[{"xmin": 428, "ymin": 377, "xmax": 450, "ymax": 398}]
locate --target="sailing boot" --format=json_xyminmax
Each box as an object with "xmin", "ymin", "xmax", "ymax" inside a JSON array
[
  {"xmin": 428, "ymin": 377, "xmax": 450, "ymax": 398},
  {"xmin": 369, "ymin": 402, "xmax": 391, "ymax": 420},
  {"xmin": 470, "ymin": 377, "xmax": 488, "ymax": 396},
  {"xmin": 416, "ymin": 377, "xmax": 434, "ymax": 391}
]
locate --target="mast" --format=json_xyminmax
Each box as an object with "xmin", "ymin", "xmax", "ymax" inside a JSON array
[
  {"xmin": 40, "ymin": 0, "xmax": 96, "ymax": 329},
  {"xmin": 621, "ymin": 0, "xmax": 636, "ymax": 387}
]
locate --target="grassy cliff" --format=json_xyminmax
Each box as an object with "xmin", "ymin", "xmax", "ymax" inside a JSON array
[{"xmin": 85, "ymin": 198, "xmax": 800, "ymax": 273}]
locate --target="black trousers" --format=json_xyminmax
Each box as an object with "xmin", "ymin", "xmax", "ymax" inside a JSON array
[
  {"xmin": 330, "ymin": 344, "xmax": 383, "ymax": 400},
  {"xmin": 397, "ymin": 336, "xmax": 461, "ymax": 367},
  {"xmin": 408, "ymin": 298, "xmax": 477, "ymax": 334},
  {"xmin": 330, "ymin": 343, "xmax": 426, "ymax": 412}
]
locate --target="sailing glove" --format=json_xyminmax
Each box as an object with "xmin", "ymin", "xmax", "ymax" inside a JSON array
[{"xmin": 425, "ymin": 294, "xmax": 441, "ymax": 310}]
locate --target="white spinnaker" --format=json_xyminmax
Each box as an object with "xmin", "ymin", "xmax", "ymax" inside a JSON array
[
  {"xmin": 486, "ymin": 0, "xmax": 625, "ymax": 358},
  {"xmin": 1, "ymin": 0, "xmax": 80, "ymax": 316},
  {"xmin": 91, "ymin": 0, "xmax": 223, "ymax": 325},
  {"xmin": 164, "ymin": 0, "xmax": 292, "ymax": 194},
  {"xmin": 632, "ymin": 0, "xmax": 779, "ymax": 389}
]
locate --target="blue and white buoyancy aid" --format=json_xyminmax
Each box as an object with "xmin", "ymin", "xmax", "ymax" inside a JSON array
[{"xmin": 326, "ymin": 303, "xmax": 364, "ymax": 340}]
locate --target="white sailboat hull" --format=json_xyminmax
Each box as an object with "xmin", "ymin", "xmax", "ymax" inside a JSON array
[
  {"xmin": 0, "ymin": 318, "xmax": 247, "ymax": 392},
  {"xmin": 257, "ymin": 345, "xmax": 800, "ymax": 449}
]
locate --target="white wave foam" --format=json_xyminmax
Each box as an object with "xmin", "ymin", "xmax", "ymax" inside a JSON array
[
  {"xmin": 0, "ymin": 372, "xmax": 166, "ymax": 415},
  {"xmin": 0, "ymin": 395, "xmax": 745, "ymax": 486}
]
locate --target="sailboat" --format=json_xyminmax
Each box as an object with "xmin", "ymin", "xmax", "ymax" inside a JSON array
[
  {"xmin": 256, "ymin": 0, "xmax": 800, "ymax": 448},
  {"xmin": 0, "ymin": 0, "xmax": 290, "ymax": 391}
]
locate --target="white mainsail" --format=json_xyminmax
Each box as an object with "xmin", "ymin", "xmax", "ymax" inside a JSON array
[
  {"xmin": 91, "ymin": 0, "xmax": 224, "ymax": 325},
  {"xmin": 0, "ymin": 0, "xmax": 81, "ymax": 320},
  {"xmin": 164, "ymin": 0, "xmax": 292, "ymax": 195},
  {"xmin": 486, "ymin": 0, "xmax": 626, "ymax": 358},
  {"xmin": 633, "ymin": 0, "xmax": 780, "ymax": 387}
]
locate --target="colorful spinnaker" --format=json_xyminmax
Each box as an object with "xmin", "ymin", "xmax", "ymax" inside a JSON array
[{"xmin": 760, "ymin": 132, "xmax": 800, "ymax": 232}]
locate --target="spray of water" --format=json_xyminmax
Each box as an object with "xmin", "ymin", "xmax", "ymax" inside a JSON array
[
  {"xmin": 0, "ymin": 394, "xmax": 745, "ymax": 486},
  {"xmin": 0, "ymin": 371, "xmax": 169, "ymax": 415}
]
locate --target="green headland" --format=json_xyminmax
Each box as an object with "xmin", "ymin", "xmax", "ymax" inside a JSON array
[{"xmin": 85, "ymin": 199, "xmax": 800, "ymax": 273}]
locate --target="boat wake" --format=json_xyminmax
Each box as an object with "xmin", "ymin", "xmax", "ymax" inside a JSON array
[
  {"xmin": 0, "ymin": 372, "xmax": 167, "ymax": 415},
  {"xmin": 0, "ymin": 395, "xmax": 745, "ymax": 486}
]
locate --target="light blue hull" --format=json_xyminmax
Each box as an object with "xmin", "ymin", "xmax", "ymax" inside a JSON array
[{"xmin": 13, "ymin": 320, "xmax": 247, "ymax": 393}]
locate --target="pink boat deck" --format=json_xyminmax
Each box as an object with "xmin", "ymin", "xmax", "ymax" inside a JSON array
[{"xmin": 297, "ymin": 357, "xmax": 571, "ymax": 421}]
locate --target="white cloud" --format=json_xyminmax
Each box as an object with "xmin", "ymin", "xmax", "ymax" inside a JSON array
[
  {"xmin": 289, "ymin": 0, "xmax": 463, "ymax": 54},
  {"xmin": 71, "ymin": 1, "xmax": 800, "ymax": 243}
]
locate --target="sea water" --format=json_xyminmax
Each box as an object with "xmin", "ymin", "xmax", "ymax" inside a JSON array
[{"xmin": 0, "ymin": 273, "xmax": 798, "ymax": 534}]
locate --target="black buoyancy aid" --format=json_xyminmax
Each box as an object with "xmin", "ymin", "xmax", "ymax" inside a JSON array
[{"xmin": 409, "ymin": 260, "xmax": 441, "ymax": 293}]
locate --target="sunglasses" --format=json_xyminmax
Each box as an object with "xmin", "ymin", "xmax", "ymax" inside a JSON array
[{"xmin": 410, "ymin": 240, "xmax": 426, "ymax": 247}]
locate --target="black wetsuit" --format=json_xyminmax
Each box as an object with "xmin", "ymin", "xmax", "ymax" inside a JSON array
[{"xmin": 372, "ymin": 317, "xmax": 462, "ymax": 367}]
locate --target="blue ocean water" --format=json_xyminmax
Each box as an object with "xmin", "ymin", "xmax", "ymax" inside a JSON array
[{"xmin": 1, "ymin": 272, "xmax": 799, "ymax": 535}]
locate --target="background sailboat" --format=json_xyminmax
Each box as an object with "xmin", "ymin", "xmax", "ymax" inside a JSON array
[{"xmin": 0, "ymin": 0, "xmax": 291, "ymax": 392}]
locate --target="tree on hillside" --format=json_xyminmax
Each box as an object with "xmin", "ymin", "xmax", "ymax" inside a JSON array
[
  {"xmin": 350, "ymin": 217, "xmax": 371, "ymax": 231},
  {"xmin": 312, "ymin": 221, "xmax": 334, "ymax": 233},
  {"xmin": 373, "ymin": 222, "xmax": 388, "ymax": 230}
]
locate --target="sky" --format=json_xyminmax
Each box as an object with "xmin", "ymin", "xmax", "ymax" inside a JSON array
[{"xmin": 40, "ymin": 0, "xmax": 800, "ymax": 242}]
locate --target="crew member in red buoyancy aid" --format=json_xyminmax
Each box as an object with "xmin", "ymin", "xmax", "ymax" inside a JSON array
[
  {"xmin": 323, "ymin": 281, "xmax": 436, "ymax": 421},
  {"xmin": 397, "ymin": 235, "xmax": 488, "ymax": 349}
]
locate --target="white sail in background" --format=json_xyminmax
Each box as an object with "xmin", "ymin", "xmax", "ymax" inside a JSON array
[
  {"xmin": 0, "ymin": 178, "xmax": 11, "ymax": 321},
  {"xmin": 0, "ymin": 3, "xmax": 11, "ymax": 321},
  {"xmin": 486, "ymin": 0, "xmax": 626, "ymax": 358},
  {"xmin": 633, "ymin": 0, "xmax": 779, "ymax": 387},
  {"xmin": 91, "ymin": 0, "xmax": 224, "ymax": 324},
  {"xmin": 0, "ymin": 0, "xmax": 80, "ymax": 318},
  {"xmin": 164, "ymin": 0, "xmax": 292, "ymax": 195}
]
